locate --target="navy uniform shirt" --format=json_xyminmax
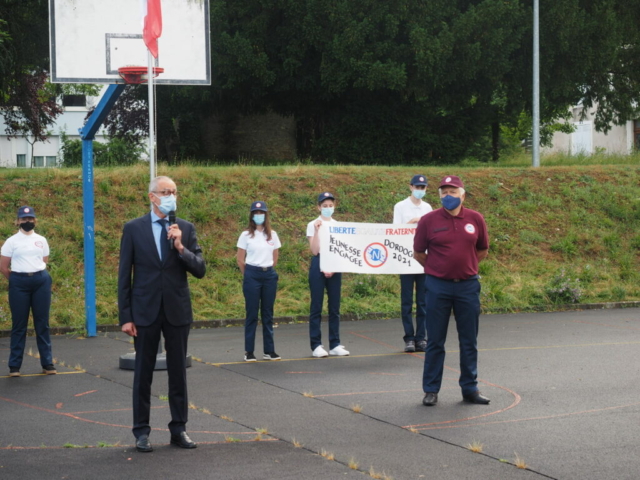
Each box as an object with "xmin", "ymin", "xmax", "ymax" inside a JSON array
[{"xmin": 414, "ymin": 206, "xmax": 489, "ymax": 280}]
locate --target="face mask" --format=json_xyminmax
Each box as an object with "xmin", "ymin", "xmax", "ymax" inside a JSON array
[
  {"xmin": 441, "ymin": 195, "xmax": 461, "ymax": 211},
  {"xmin": 253, "ymin": 214, "xmax": 265, "ymax": 225},
  {"xmin": 20, "ymin": 222, "xmax": 35, "ymax": 232},
  {"xmin": 412, "ymin": 189, "xmax": 426, "ymax": 200},
  {"xmin": 153, "ymin": 194, "xmax": 177, "ymax": 215},
  {"xmin": 321, "ymin": 207, "xmax": 334, "ymax": 218}
]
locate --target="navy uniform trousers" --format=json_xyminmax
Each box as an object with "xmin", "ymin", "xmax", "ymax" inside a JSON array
[
  {"xmin": 308, "ymin": 255, "xmax": 342, "ymax": 350},
  {"xmin": 399, "ymin": 273, "xmax": 427, "ymax": 342},
  {"xmin": 243, "ymin": 264, "xmax": 278, "ymax": 353},
  {"xmin": 422, "ymin": 275, "xmax": 481, "ymax": 396},
  {"xmin": 8, "ymin": 271, "xmax": 53, "ymax": 369}
]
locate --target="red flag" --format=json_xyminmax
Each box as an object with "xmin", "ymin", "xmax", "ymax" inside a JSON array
[{"xmin": 143, "ymin": 0, "xmax": 163, "ymax": 58}]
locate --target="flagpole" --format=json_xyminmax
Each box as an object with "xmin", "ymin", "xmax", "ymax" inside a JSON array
[{"xmin": 148, "ymin": 50, "xmax": 156, "ymax": 179}]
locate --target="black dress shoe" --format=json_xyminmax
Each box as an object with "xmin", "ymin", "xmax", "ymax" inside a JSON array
[
  {"xmin": 462, "ymin": 391, "xmax": 490, "ymax": 405},
  {"xmin": 422, "ymin": 392, "xmax": 438, "ymax": 406},
  {"xmin": 170, "ymin": 432, "xmax": 197, "ymax": 449},
  {"xmin": 135, "ymin": 435, "xmax": 153, "ymax": 452}
]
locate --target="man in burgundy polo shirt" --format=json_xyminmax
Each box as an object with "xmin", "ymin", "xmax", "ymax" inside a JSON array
[{"xmin": 413, "ymin": 175, "xmax": 490, "ymax": 407}]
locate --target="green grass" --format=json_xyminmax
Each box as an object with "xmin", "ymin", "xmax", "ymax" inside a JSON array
[{"xmin": 0, "ymin": 160, "xmax": 638, "ymax": 330}]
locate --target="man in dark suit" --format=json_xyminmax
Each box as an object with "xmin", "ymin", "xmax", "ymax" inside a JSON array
[{"xmin": 119, "ymin": 176, "xmax": 206, "ymax": 453}]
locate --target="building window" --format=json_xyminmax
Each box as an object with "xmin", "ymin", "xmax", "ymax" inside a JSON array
[
  {"xmin": 33, "ymin": 156, "xmax": 44, "ymax": 167},
  {"xmin": 62, "ymin": 95, "xmax": 87, "ymax": 107},
  {"xmin": 46, "ymin": 156, "xmax": 57, "ymax": 167},
  {"xmin": 634, "ymin": 120, "xmax": 640, "ymax": 150},
  {"xmin": 16, "ymin": 154, "xmax": 26, "ymax": 167}
]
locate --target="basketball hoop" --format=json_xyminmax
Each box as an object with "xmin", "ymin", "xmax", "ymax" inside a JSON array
[{"xmin": 117, "ymin": 66, "xmax": 165, "ymax": 84}]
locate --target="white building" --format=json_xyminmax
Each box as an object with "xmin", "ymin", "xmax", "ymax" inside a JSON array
[
  {"xmin": 0, "ymin": 90, "xmax": 110, "ymax": 168},
  {"xmin": 545, "ymin": 103, "xmax": 639, "ymax": 155}
]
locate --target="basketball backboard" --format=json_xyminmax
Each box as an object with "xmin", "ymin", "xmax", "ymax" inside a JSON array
[{"xmin": 49, "ymin": 0, "xmax": 211, "ymax": 85}]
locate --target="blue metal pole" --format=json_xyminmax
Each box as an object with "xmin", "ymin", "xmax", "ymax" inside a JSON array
[
  {"xmin": 81, "ymin": 139, "xmax": 97, "ymax": 337},
  {"xmin": 80, "ymin": 84, "xmax": 126, "ymax": 337}
]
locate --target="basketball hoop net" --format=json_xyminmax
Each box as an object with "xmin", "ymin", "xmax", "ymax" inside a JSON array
[{"xmin": 117, "ymin": 66, "xmax": 165, "ymax": 84}]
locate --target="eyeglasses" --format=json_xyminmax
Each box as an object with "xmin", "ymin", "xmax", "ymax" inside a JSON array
[{"xmin": 153, "ymin": 189, "xmax": 178, "ymax": 196}]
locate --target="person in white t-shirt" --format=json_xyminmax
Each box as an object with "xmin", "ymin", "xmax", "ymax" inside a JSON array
[
  {"xmin": 392, "ymin": 175, "xmax": 433, "ymax": 353},
  {"xmin": 237, "ymin": 201, "xmax": 282, "ymax": 362},
  {"xmin": 306, "ymin": 192, "xmax": 349, "ymax": 358},
  {"xmin": 0, "ymin": 206, "xmax": 56, "ymax": 377}
]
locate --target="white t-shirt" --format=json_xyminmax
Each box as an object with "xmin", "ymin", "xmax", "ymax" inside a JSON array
[
  {"xmin": 393, "ymin": 197, "xmax": 433, "ymax": 224},
  {"xmin": 306, "ymin": 216, "xmax": 337, "ymax": 238},
  {"xmin": 1, "ymin": 230, "xmax": 50, "ymax": 273},
  {"xmin": 237, "ymin": 230, "xmax": 281, "ymax": 268}
]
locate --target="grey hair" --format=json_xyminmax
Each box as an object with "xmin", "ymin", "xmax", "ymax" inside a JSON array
[
  {"xmin": 149, "ymin": 176, "xmax": 172, "ymax": 193},
  {"xmin": 438, "ymin": 187, "xmax": 465, "ymax": 196}
]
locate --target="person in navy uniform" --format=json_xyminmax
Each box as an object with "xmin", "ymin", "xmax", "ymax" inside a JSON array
[
  {"xmin": 306, "ymin": 192, "xmax": 350, "ymax": 358},
  {"xmin": 237, "ymin": 201, "xmax": 282, "ymax": 362},
  {"xmin": 392, "ymin": 174, "xmax": 432, "ymax": 353},
  {"xmin": 413, "ymin": 175, "xmax": 490, "ymax": 407},
  {"xmin": 0, "ymin": 206, "xmax": 55, "ymax": 377},
  {"xmin": 118, "ymin": 176, "xmax": 206, "ymax": 452}
]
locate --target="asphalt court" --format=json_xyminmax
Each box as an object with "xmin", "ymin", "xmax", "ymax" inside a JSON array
[{"xmin": 1, "ymin": 308, "xmax": 639, "ymax": 479}]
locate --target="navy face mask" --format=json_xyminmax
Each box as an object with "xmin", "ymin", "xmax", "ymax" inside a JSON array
[{"xmin": 441, "ymin": 195, "xmax": 461, "ymax": 211}]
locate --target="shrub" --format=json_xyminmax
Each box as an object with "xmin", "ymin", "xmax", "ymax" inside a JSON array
[{"xmin": 546, "ymin": 269, "xmax": 583, "ymax": 304}]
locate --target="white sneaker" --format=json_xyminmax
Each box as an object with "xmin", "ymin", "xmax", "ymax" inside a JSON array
[
  {"xmin": 312, "ymin": 345, "xmax": 329, "ymax": 358},
  {"xmin": 329, "ymin": 345, "xmax": 350, "ymax": 356}
]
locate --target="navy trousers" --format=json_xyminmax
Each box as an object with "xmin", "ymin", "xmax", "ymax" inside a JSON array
[
  {"xmin": 243, "ymin": 265, "xmax": 278, "ymax": 353},
  {"xmin": 399, "ymin": 273, "xmax": 427, "ymax": 342},
  {"xmin": 132, "ymin": 306, "xmax": 190, "ymax": 438},
  {"xmin": 308, "ymin": 255, "xmax": 342, "ymax": 350},
  {"xmin": 422, "ymin": 275, "xmax": 481, "ymax": 396},
  {"xmin": 8, "ymin": 271, "xmax": 53, "ymax": 369}
]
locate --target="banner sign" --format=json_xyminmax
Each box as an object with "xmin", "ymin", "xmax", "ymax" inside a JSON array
[{"xmin": 319, "ymin": 222, "xmax": 424, "ymax": 274}]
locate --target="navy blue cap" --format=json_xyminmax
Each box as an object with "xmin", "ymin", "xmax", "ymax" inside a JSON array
[
  {"xmin": 17, "ymin": 206, "xmax": 36, "ymax": 218},
  {"xmin": 317, "ymin": 192, "xmax": 335, "ymax": 203},
  {"xmin": 250, "ymin": 201, "xmax": 268, "ymax": 212},
  {"xmin": 410, "ymin": 174, "xmax": 428, "ymax": 186}
]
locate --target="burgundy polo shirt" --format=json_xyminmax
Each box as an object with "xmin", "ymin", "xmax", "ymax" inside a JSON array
[{"xmin": 413, "ymin": 206, "xmax": 489, "ymax": 280}]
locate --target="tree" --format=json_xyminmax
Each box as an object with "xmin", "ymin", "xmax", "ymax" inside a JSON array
[
  {"xmin": 1, "ymin": 70, "xmax": 63, "ymax": 166},
  {"xmin": 208, "ymin": 0, "xmax": 640, "ymax": 163}
]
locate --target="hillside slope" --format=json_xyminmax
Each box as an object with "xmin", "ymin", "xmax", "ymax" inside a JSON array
[{"xmin": 0, "ymin": 164, "xmax": 638, "ymax": 329}]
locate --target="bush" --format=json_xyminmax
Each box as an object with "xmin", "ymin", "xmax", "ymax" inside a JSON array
[
  {"xmin": 60, "ymin": 132, "xmax": 145, "ymax": 167},
  {"xmin": 546, "ymin": 269, "xmax": 583, "ymax": 304}
]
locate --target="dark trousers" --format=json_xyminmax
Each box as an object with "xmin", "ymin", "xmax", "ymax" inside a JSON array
[
  {"xmin": 308, "ymin": 255, "xmax": 342, "ymax": 350},
  {"xmin": 243, "ymin": 265, "xmax": 278, "ymax": 353},
  {"xmin": 8, "ymin": 271, "xmax": 52, "ymax": 369},
  {"xmin": 132, "ymin": 306, "xmax": 190, "ymax": 438},
  {"xmin": 422, "ymin": 275, "xmax": 481, "ymax": 396},
  {"xmin": 399, "ymin": 273, "xmax": 427, "ymax": 342}
]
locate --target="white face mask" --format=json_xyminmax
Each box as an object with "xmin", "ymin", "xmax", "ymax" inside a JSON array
[{"xmin": 412, "ymin": 189, "xmax": 426, "ymax": 200}]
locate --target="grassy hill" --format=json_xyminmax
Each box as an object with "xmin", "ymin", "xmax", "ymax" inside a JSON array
[{"xmin": 0, "ymin": 162, "xmax": 638, "ymax": 330}]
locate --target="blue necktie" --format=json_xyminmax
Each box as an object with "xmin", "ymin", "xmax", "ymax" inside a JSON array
[{"xmin": 158, "ymin": 219, "xmax": 169, "ymax": 261}]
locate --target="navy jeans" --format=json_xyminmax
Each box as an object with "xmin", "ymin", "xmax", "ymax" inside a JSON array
[
  {"xmin": 243, "ymin": 265, "xmax": 278, "ymax": 353},
  {"xmin": 422, "ymin": 275, "xmax": 481, "ymax": 396},
  {"xmin": 399, "ymin": 273, "xmax": 426, "ymax": 342},
  {"xmin": 308, "ymin": 255, "xmax": 342, "ymax": 350},
  {"xmin": 8, "ymin": 270, "xmax": 53, "ymax": 369}
]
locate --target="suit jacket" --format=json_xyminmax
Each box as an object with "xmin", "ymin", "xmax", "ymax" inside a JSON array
[{"xmin": 118, "ymin": 213, "xmax": 206, "ymax": 327}]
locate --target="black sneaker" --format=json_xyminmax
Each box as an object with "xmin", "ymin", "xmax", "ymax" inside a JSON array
[
  {"xmin": 415, "ymin": 340, "xmax": 427, "ymax": 352},
  {"xmin": 42, "ymin": 365, "xmax": 57, "ymax": 375},
  {"xmin": 244, "ymin": 352, "xmax": 257, "ymax": 362},
  {"xmin": 263, "ymin": 352, "xmax": 281, "ymax": 360},
  {"xmin": 404, "ymin": 341, "xmax": 416, "ymax": 352},
  {"xmin": 9, "ymin": 367, "xmax": 20, "ymax": 377}
]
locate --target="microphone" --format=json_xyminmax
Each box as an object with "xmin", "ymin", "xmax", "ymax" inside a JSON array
[{"xmin": 168, "ymin": 211, "xmax": 176, "ymax": 249}]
